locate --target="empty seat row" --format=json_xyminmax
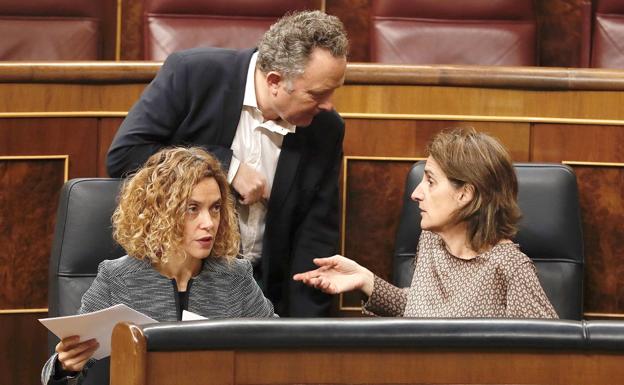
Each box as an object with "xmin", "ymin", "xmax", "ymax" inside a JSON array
[{"xmin": 2, "ymin": 0, "xmax": 624, "ymax": 68}]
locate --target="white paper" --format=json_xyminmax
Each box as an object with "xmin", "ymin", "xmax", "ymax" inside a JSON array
[
  {"xmin": 182, "ymin": 310, "xmax": 207, "ymax": 321},
  {"xmin": 39, "ymin": 304, "xmax": 157, "ymax": 360}
]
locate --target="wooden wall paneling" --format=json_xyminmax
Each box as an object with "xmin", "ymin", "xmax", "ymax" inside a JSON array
[
  {"xmin": 536, "ymin": 0, "xmax": 588, "ymax": 67},
  {"xmin": 531, "ymin": 124, "xmax": 624, "ymax": 163},
  {"xmin": 570, "ymin": 164, "xmax": 624, "ymax": 315},
  {"xmin": 0, "ymin": 313, "xmax": 49, "ymax": 385},
  {"xmin": 120, "ymin": 0, "xmax": 145, "ymax": 60},
  {"xmin": 148, "ymin": 351, "xmax": 234, "ymax": 385},
  {"xmin": 0, "ymin": 118, "xmax": 98, "ymax": 178},
  {"xmin": 338, "ymin": 85, "xmax": 622, "ymax": 120},
  {"xmin": 0, "ymin": 84, "xmax": 146, "ymax": 114},
  {"xmin": 233, "ymin": 349, "xmax": 622, "ymax": 385},
  {"xmin": 344, "ymin": 119, "xmax": 530, "ymax": 161},
  {"xmin": 532, "ymin": 123, "xmax": 624, "ymax": 317},
  {"xmin": 98, "ymin": 117, "xmax": 125, "ymax": 177},
  {"xmin": 112, "ymin": 344, "xmax": 624, "ymax": 385},
  {"xmin": 340, "ymin": 158, "xmax": 419, "ymax": 310},
  {"xmin": 101, "ymin": 0, "xmax": 120, "ymax": 60},
  {"xmin": 0, "ymin": 157, "xmax": 66, "ymax": 310}
]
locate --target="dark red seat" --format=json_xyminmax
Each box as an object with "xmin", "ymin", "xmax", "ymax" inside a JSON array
[
  {"xmin": 591, "ymin": 0, "xmax": 624, "ymax": 68},
  {"xmin": 370, "ymin": 0, "xmax": 537, "ymax": 66},
  {"xmin": 143, "ymin": 0, "xmax": 319, "ymax": 60},
  {"xmin": 0, "ymin": 0, "xmax": 101, "ymax": 60}
]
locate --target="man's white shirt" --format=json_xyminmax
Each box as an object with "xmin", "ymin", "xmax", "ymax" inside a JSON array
[{"xmin": 228, "ymin": 52, "xmax": 296, "ymax": 264}]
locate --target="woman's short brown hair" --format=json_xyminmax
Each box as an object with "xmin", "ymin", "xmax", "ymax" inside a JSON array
[
  {"xmin": 112, "ymin": 147, "xmax": 240, "ymax": 264},
  {"xmin": 427, "ymin": 127, "xmax": 521, "ymax": 252}
]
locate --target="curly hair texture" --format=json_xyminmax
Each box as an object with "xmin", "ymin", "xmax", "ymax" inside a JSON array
[
  {"xmin": 257, "ymin": 10, "xmax": 348, "ymax": 79},
  {"xmin": 427, "ymin": 127, "xmax": 521, "ymax": 253},
  {"xmin": 112, "ymin": 147, "xmax": 240, "ymax": 265}
]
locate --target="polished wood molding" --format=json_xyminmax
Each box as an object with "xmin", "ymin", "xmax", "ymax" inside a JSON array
[
  {"xmin": 3, "ymin": 62, "xmax": 624, "ymax": 90},
  {"xmin": 584, "ymin": 312, "xmax": 624, "ymax": 320},
  {"xmin": 0, "ymin": 112, "xmax": 127, "ymax": 118},
  {"xmin": 0, "ymin": 155, "xmax": 69, "ymax": 183},
  {"xmin": 0, "ymin": 308, "xmax": 47, "ymax": 314},
  {"xmin": 341, "ymin": 113, "xmax": 624, "ymax": 126},
  {"xmin": 111, "ymin": 323, "xmax": 147, "ymax": 385},
  {"xmin": 346, "ymin": 63, "xmax": 624, "ymax": 90},
  {"xmin": 0, "ymin": 62, "xmax": 160, "ymax": 83},
  {"xmin": 115, "ymin": 0, "xmax": 122, "ymax": 61},
  {"xmin": 564, "ymin": 161, "xmax": 624, "ymax": 167}
]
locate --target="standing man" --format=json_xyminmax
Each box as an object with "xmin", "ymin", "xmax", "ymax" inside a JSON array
[{"xmin": 106, "ymin": 11, "xmax": 348, "ymax": 317}]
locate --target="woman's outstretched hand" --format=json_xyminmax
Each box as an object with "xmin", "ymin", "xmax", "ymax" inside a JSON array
[
  {"xmin": 55, "ymin": 335, "xmax": 99, "ymax": 373},
  {"xmin": 293, "ymin": 255, "xmax": 375, "ymax": 296}
]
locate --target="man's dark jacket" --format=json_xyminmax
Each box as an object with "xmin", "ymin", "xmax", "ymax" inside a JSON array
[{"xmin": 107, "ymin": 47, "xmax": 344, "ymax": 316}]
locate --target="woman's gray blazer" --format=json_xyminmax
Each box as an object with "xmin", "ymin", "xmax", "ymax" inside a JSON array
[{"xmin": 42, "ymin": 255, "xmax": 275, "ymax": 385}]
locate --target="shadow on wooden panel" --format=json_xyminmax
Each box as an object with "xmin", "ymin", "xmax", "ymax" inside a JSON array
[
  {"xmin": 571, "ymin": 164, "xmax": 624, "ymax": 315},
  {"xmin": 341, "ymin": 157, "xmax": 419, "ymax": 310},
  {"xmin": 535, "ymin": 0, "xmax": 586, "ymax": 67},
  {"xmin": 326, "ymin": 0, "xmax": 370, "ymax": 62},
  {"xmin": 532, "ymin": 123, "xmax": 624, "ymax": 317},
  {"xmin": 0, "ymin": 312, "xmax": 48, "ymax": 385},
  {"xmin": 0, "ymin": 158, "xmax": 66, "ymax": 309}
]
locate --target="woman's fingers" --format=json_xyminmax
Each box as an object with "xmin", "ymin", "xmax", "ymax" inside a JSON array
[
  {"xmin": 58, "ymin": 339, "xmax": 99, "ymax": 371},
  {"xmin": 305, "ymin": 277, "xmax": 335, "ymax": 293},
  {"xmin": 293, "ymin": 265, "xmax": 330, "ymax": 281},
  {"xmin": 62, "ymin": 350, "xmax": 96, "ymax": 372},
  {"xmin": 293, "ymin": 271, "xmax": 317, "ymax": 281},
  {"xmin": 55, "ymin": 335, "xmax": 81, "ymax": 353},
  {"xmin": 294, "ymin": 255, "xmax": 344, "ymax": 280},
  {"xmin": 60, "ymin": 343, "xmax": 99, "ymax": 372},
  {"xmin": 312, "ymin": 255, "xmax": 342, "ymax": 267}
]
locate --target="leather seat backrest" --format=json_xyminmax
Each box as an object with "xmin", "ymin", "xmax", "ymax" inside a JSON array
[
  {"xmin": 591, "ymin": 0, "xmax": 624, "ymax": 68},
  {"xmin": 143, "ymin": 0, "xmax": 318, "ymax": 60},
  {"xmin": 0, "ymin": 0, "xmax": 101, "ymax": 60},
  {"xmin": 48, "ymin": 178, "xmax": 125, "ymax": 385},
  {"xmin": 370, "ymin": 0, "xmax": 537, "ymax": 65},
  {"xmin": 393, "ymin": 162, "xmax": 584, "ymax": 320}
]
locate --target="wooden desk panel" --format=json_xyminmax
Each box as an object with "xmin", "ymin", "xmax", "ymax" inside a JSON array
[{"xmin": 110, "ymin": 320, "xmax": 624, "ymax": 385}]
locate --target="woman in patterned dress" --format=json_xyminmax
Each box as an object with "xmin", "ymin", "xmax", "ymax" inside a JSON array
[{"xmin": 294, "ymin": 128, "xmax": 557, "ymax": 319}]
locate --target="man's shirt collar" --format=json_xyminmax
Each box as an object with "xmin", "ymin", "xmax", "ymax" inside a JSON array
[{"xmin": 243, "ymin": 52, "xmax": 296, "ymax": 135}]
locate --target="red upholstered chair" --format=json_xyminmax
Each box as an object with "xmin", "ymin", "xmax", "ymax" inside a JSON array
[
  {"xmin": 143, "ymin": 0, "xmax": 319, "ymax": 61},
  {"xmin": 0, "ymin": 0, "xmax": 101, "ymax": 60},
  {"xmin": 591, "ymin": 0, "xmax": 624, "ymax": 68},
  {"xmin": 370, "ymin": 0, "xmax": 537, "ymax": 65}
]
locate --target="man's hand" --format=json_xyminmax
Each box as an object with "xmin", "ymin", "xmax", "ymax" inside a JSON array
[{"xmin": 232, "ymin": 163, "xmax": 269, "ymax": 205}]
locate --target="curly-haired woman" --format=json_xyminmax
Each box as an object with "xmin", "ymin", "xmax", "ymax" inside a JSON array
[{"xmin": 42, "ymin": 147, "xmax": 275, "ymax": 385}]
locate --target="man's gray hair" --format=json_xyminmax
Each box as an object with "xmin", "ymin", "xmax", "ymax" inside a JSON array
[{"xmin": 257, "ymin": 10, "xmax": 348, "ymax": 79}]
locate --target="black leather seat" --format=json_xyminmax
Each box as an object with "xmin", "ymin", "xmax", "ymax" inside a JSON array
[
  {"xmin": 392, "ymin": 162, "xmax": 584, "ymax": 320},
  {"xmin": 48, "ymin": 178, "xmax": 125, "ymax": 385}
]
